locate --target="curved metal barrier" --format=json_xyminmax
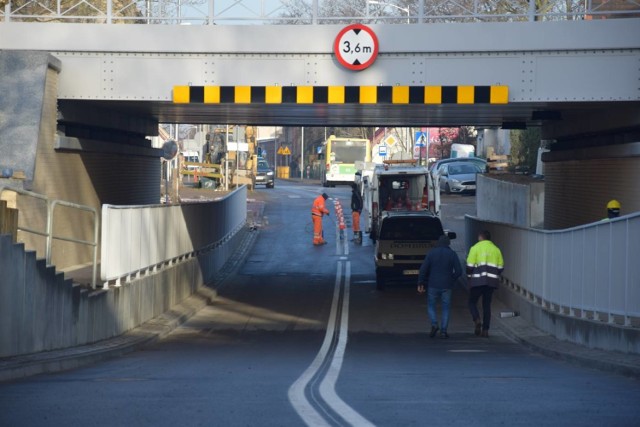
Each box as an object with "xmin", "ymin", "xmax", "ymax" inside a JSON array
[
  {"xmin": 101, "ymin": 186, "xmax": 247, "ymax": 284},
  {"xmin": 465, "ymin": 212, "xmax": 640, "ymax": 326}
]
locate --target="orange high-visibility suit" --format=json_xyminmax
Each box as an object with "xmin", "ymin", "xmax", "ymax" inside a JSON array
[
  {"xmin": 352, "ymin": 211, "xmax": 361, "ymax": 233},
  {"xmin": 311, "ymin": 194, "xmax": 330, "ymax": 245}
]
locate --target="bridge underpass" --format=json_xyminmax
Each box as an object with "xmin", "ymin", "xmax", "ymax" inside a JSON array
[
  {"xmin": 2, "ymin": 18, "xmax": 637, "ymax": 228},
  {"xmin": 1, "ymin": 13, "xmax": 640, "ymax": 426}
]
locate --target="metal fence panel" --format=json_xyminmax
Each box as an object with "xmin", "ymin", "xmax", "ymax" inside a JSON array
[
  {"xmin": 594, "ymin": 225, "xmax": 611, "ymax": 317},
  {"xmin": 555, "ymin": 233, "xmax": 573, "ymax": 309},
  {"xmin": 569, "ymin": 230, "xmax": 583, "ymax": 313},
  {"xmin": 581, "ymin": 226, "xmax": 598, "ymax": 313},
  {"xmin": 610, "ymin": 221, "xmax": 628, "ymax": 316},
  {"xmin": 626, "ymin": 219, "xmax": 640, "ymax": 318}
]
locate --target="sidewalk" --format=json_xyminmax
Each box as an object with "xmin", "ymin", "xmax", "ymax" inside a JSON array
[
  {"xmin": 277, "ymin": 177, "xmax": 321, "ymax": 185},
  {"xmin": 493, "ymin": 297, "xmax": 640, "ymax": 378}
]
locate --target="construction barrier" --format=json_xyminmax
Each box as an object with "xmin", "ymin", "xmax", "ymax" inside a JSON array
[{"xmin": 276, "ymin": 166, "xmax": 290, "ymax": 179}]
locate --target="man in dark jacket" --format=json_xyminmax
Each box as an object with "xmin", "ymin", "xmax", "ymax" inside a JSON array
[
  {"xmin": 417, "ymin": 235, "xmax": 462, "ymax": 338},
  {"xmin": 350, "ymin": 184, "xmax": 363, "ymax": 244}
]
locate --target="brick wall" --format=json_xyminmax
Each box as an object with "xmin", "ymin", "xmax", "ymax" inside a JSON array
[{"xmin": 544, "ymin": 155, "xmax": 640, "ymax": 229}]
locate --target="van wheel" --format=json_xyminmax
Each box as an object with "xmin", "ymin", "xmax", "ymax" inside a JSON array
[{"xmin": 376, "ymin": 275, "xmax": 386, "ymax": 291}]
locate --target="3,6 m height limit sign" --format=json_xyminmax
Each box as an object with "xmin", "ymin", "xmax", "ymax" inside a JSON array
[{"xmin": 333, "ymin": 24, "xmax": 379, "ymax": 71}]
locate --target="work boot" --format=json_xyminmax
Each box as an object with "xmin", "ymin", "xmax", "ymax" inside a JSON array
[
  {"xmin": 481, "ymin": 330, "xmax": 489, "ymax": 338},
  {"xmin": 429, "ymin": 325, "xmax": 439, "ymax": 338},
  {"xmin": 474, "ymin": 319, "xmax": 482, "ymax": 336}
]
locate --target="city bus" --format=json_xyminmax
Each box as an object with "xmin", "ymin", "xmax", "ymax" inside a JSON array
[{"xmin": 320, "ymin": 136, "xmax": 371, "ymax": 187}]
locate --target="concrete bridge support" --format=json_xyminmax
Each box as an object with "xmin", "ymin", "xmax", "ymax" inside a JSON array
[{"xmin": 0, "ymin": 51, "xmax": 162, "ymax": 269}]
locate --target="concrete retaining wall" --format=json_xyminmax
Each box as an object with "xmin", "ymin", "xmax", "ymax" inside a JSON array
[
  {"xmin": 476, "ymin": 174, "xmax": 544, "ymax": 228},
  {"xmin": 0, "ymin": 226, "xmax": 246, "ymax": 358},
  {"xmin": 0, "ymin": 50, "xmax": 161, "ymax": 270},
  {"xmin": 497, "ymin": 285, "xmax": 640, "ymax": 355}
]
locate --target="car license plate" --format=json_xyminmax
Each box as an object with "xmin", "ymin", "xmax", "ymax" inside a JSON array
[
  {"xmin": 403, "ymin": 270, "xmax": 419, "ymax": 275},
  {"xmin": 256, "ymin": 176, "xmax": 265, "ymax": 181},
  {"xmin": 467, "ymin": 185, "xmax": 476, "ymax": 190}
]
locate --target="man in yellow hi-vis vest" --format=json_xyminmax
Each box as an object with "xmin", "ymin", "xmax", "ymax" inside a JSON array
[{"xmin": 466, "ymin": 230, "xmax": 504, "ymax": 338}]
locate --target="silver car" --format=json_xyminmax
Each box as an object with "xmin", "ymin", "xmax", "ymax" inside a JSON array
[{"xmin": 438, "ymin": 162, "xmax": 484, "ymax": 194}]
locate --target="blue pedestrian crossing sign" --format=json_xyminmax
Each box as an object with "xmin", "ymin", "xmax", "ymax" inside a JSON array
[{"xmin": 415, "ymin": 131, "xmax": 427, "ymax": 147}]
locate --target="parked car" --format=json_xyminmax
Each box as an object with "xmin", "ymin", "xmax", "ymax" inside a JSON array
[
  {"xmin": 255, "ymin": 158, "xmax": 275, "ymax": 188},
  {"xmin": 438, "ymin": 162, "xmax": 484, "ymax": 194},
  {"xmin": 430, "ymin": 157, "xmax": 487, "ymax": 174}
]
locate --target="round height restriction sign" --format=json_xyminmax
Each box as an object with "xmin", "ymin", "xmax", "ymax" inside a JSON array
[{"xmin": 334, "ymin": 24, "xmax": 379, "ymax": 71}]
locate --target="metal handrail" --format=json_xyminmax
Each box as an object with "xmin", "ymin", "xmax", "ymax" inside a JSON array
[
  {"xmin": 49, "ymin": 200, "xmax": 99, "ymax": 289},
  {"xmin": 0, "ymin": 185, "xmax": 99, "ymax": 288},
  {"xmin": 1, "ymin": 0, "xmax": 639, "ymax": 24},
  {"xmin": 466, "ymin": 210, "xmax": 640, "ymax": 235}
]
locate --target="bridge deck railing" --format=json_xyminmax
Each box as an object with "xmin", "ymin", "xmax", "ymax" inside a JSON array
[
  {"xmin": 100, "ymin": 185, "xmax": 247, "ymax": 285},
  {"xmin": 2, "ymin": 0, "xmax": 639, "ymax": 24},
  {"xmin": 465, "ymin": 212, "xmax": 640, "ymax": 327}
]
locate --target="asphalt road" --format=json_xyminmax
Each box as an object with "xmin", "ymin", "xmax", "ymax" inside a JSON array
[{"xmin": 1, "ymin": 181, "xmax": 639, "ymax": 426}]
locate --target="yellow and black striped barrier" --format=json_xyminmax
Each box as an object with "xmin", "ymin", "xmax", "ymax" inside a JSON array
[{"xmin": 173, "ymin": 85, "xmax": 508, "ymax": 105}]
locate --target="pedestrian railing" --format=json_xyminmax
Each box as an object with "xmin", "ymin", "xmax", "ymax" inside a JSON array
[
  {"xmin": 101, "ymin": 185, "xmax": 247, "ymax": 284},
  {"xmin": 465, "ymin": 212, "xmax": 640, "ymax": 327},
  {"xmin": 0, "ymin": 185, "xmax": 99, "ymax": 288},
  {"xmin": 2, "ymin": 0, "xmax": 639, "ymax": 24}
]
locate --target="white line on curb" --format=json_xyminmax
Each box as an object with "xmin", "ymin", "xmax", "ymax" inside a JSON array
[{"xmin": 319, "ymin": 261, "xmax": 375, "ymax": 426}]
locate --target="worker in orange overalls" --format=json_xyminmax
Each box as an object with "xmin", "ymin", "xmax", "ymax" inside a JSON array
[
  {"xmin": 312, "ymin": 193, "xmax": 330, "ymax": 245},
  {"xmin": 351, "ymin": 184, "xmax": 363, "ymax": 244}
]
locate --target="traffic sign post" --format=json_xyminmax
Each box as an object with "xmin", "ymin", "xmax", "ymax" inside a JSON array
[
  {"xmin": 334, "ymin": 24, "xmax": 379, "ymax": 71},
  {"xmin": 414, "ymin": 131, "xmax": 428, "ymax": 165}
]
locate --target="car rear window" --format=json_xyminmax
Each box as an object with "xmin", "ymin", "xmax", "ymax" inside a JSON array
[{"xmin": 380, "ymin": 217, "xmax": 444, "ymax": 241}]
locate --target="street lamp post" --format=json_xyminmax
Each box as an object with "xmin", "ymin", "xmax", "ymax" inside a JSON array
[{"xmin": 367, "ymin": 1, "xmax": 410, "ymax": 24}]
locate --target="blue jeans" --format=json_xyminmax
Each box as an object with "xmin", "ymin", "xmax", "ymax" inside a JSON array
[{"xmin": 428, "ymin": 288, "xmax": 453, "ymax": 331}]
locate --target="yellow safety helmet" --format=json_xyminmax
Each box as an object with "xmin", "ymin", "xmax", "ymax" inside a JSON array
[{"xmin": 607, "ymin": 199, "xmax": 621, "ymax": 210}]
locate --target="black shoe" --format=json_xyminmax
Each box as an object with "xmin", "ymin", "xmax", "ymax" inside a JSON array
[
  {"xmin": 474, "ymin": 320, "xmax": 482, "ymax": 336},
  {"xmin": 440, "ymin": 331, "xmax": 449, "ymax": 339},
  {"xmin": 429, "ymin": 326, "xmax": 439, "ymax": 338}
]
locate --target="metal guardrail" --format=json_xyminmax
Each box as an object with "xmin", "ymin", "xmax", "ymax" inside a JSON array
[
  {"xmin": 1, "ymin": 0, "xmax": 639, "ymax": 24},
  {"xmin": 0, "ymin": 186, "xmax": 99, "ymax": 288},
  {"xmin": 465, "ymin": 212, "xmax": 640, "ymax": 327},
  {"xmin": 100, "ymin": 185, "xmax": 247, "ymax": 283}
]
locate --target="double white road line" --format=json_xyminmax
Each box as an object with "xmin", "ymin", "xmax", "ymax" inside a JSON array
[{"xmin": 288, "ymin": 261, "xmax": 374, "ymax": 426}]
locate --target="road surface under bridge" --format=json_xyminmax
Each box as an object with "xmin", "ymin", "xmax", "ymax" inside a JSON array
[{"xmin": 1, "ymin": 182, "xmax": 639, "ymax": 426}]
